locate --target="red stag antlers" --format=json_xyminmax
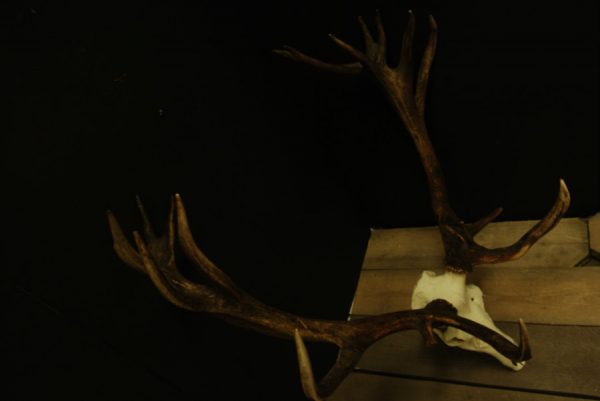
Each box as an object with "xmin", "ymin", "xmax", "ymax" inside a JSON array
[{"xmin": 108, "ymin": 11, "xmax": 569, "ymax": 400}]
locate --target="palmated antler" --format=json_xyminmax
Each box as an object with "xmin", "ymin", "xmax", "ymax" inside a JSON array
[
  {"xmin": 108, "ymin": 195, "xmax": 530, "ymax": 400},
  {"xmin": 274, "ymin": 11, "xmax": 570, "ymax": 272}
]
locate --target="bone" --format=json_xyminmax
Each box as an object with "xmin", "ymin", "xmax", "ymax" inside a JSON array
[{"xmin": 411, "ymin": 270, "xmax": 525, "ymax": 370}]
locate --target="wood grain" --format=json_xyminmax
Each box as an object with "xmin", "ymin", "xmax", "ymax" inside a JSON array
[
  {"xmin": 590, "ymin": 213, "xmax": 600, "ymax": 259},
  {"xmin": 363, "ymin": 218, "xmax": 589, "ymax": 269},
  {"xmin": 343, "ymin": 323, "xmax": 600, "ymax": 398},
  {"xmin": 350, "ymin": 267, "xmax": 600, "ymax": 325},
  {"xmin": 329, "ymin": 372, "xmax": 588, "ymax": 401}
]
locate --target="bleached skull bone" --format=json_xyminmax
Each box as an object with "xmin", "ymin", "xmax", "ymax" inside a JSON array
[{"xmin": 411, "ymin": 270, "xmax": 524, "ymax": 370}]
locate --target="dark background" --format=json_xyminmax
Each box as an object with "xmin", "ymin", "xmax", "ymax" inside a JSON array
[{"xmin": 2, "ymin": 1, "xmax": 598, "ymax": 400}]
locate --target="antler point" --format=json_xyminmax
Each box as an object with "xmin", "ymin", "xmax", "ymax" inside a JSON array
[
  {"xmin": 429, "ymin": 15, "xmax": 438, "ymax": 29},
  {"xmin": 518, "ymin": 318, "xmax": 532, "ymax": 361}
]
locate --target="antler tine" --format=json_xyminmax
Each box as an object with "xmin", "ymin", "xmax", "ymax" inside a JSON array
[
  {"xmin": 374, "ymin": 10, "xmax": 386, "ymax": 47},
  {"xmin": 174, "ymin": 194, "xmax": 246, "ymax": 298},
  {"xmin": 470, "ymin": 179, "xmax": 570, "ymax": 265},
  {"xmin": 295, "ymin": 330, "xmax": 364, "ymax": 400},
  {"xmin": 294, "ymin": 330, "xmax": 323, "ymax": 401},
  {"xmin": 518, "ymin": 318, "xmax": 532, "ymax": 361},
  {"xmin": 107, "ymin": 210, "xmax": 145, "ymax": 273},
  {"xmin": 466, "ymin": 206, "xmax": 504, "ymax": 236},
  {"xmin": 415, "ymin": 14, "xmax": 437, "ymax": 117},
  {"xmin": 327, "ymin": 33, "xmax": 370, "ymax": 65},
  {"xmin": 136, "ymin": 195, "xmax": 156, "ymax": 241},
  {"xmin": 272, "ymin": 46, "xmax": 363, "ymax": 75},
  {"xmin": 396, "ymin": 10, "xmax": 415, "ymax": 94}
]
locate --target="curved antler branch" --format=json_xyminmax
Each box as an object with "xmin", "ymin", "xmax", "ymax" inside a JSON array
[
  {"xmin": 468, "ymin": 179, "xmax": 570, "ymax": 265},
  {"xmin": 273, "ymin": 45, "xmax": 363, "ymax": 75},
  {"xmin": 108, "ymin": 195, "xmax": 531, "ymax": 399},
  {"xmin": 274, "ymin": 11, "xmax": 570, "ymax": 272}
]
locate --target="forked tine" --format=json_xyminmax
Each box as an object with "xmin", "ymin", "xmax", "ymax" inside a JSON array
[
  {"xmin": 358, "ymin": 10, "xmax": 386, "ymax": 63},
  {"xmin": 132, "ymin": 225, "xmax": 222, "ymax": 313},
  {"xmin": 132, "ymin": 230, "xmax": 191, "ymax": 310}
]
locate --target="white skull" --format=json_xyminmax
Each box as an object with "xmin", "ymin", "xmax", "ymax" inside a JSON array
[{"xmin": 411, "ymin": 270, "xmax": 524, "ymax": 370}]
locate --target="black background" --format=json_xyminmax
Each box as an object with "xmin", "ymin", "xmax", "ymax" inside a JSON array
[{"xmin": 3, "ymin": 1, "xmax": 598, "ymax": 400}]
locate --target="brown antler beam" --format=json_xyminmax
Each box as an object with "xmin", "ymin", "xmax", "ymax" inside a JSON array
[
  {"xmin": 108, "ymin": 194, "xmax": 531, "ymax": 399},
  {"xmin": 274, "ymin": 11, "xmax": 570, "ymax": 272}
]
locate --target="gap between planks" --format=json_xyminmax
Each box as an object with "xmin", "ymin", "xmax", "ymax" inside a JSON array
[{"xmin": 329, "ymin": 371, "xmax": 598, "ymax": 401}]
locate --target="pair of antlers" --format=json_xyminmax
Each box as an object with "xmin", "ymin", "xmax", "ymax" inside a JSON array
[{"xmin": 109, "ymin": 11, "xmax": 568, "ymax": 400}]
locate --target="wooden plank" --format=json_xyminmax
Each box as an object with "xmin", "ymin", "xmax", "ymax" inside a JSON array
[
  {"xmin": 363, "ymin": 218, "xmax": 588, "ymax": 269},
  {"xmin": 346, "ymin": 323, "xmax": 600, "ymax": 398},
  {"xmin": 329, "ymin": 372, "xmax": 586, "ymax": 401},
  {"xmin": 590, "ymin": 213, "xmax": 600, "ymax": 259},
  {"xmin": 349, "ymin": 267, "xmax": 600, "ymax": 325},
  {"xmin": 365, "ymin": 226, "xmax": 445, "ymax": 269}
]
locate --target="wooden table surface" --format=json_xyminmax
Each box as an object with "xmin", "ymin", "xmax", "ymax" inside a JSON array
[{"xmin": 330, "ymin": 215, "xmax": 600, "ymax": 401}]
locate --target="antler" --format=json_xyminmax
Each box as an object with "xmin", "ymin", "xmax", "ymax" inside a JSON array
[
  {"xmin": 108, "ymin": 195, "xmax": 530, "ymax": 400},
  {"xmin": 274, "ymin": 11, "xmax": 570, "ymax": 272}
]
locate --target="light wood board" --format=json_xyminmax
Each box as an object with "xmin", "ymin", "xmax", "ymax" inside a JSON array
[{"xmin": 350, "ymin": 266, "xmax": 600, "ymax": 325}]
